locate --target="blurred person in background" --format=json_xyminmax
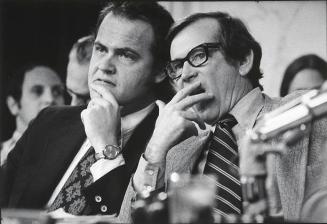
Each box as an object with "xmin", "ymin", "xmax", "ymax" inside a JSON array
[
  {"xmin": 0, "ymin": 64, "xmax": 65, "ymax": 166},
  {"xmin": 66, "ymin": 35, "xmax": 93, "ymax": 106},
  {"xmin": 280, "ymin": 54, "xmax": 327, "ymax": 97}
]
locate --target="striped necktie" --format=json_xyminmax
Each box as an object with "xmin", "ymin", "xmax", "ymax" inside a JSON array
[
  {"xmin": 203, "ymin": 114, "xmax": 242, "ymax": 218},
  {"xmin": 48, "ymin": 146, "xmax": 95, "ymax": 215}
]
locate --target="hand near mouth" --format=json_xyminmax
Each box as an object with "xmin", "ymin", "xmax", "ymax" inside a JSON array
[
  {"xmin": 144, "ymin": 82, "xmax": 214, "ymax": 164},
  {"xmin": 81, "ymin": 85, "xmax": 121, "ymax": 154}
]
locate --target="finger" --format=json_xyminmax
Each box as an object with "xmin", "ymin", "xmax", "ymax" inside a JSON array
[
  {"xmin": 91, "ymin": 85, "xmax": 118, "ymax": 107},
  {"xmin": 87, "ymin": 99, "xmax": 97, "ymax": 109},
  {"xmin": 80, "ymin": 109, "xmax": 86, "ymax": 124},
  {"xmin": 170, "ymin": 82, "xmax": 201, "ymax": 104},
  {"xmin": 179, "ymin": 110, "xmax": 205, "ymax": 130},
  {"xmin": 321, "ymin": 81, "xmax": 327, "ymax": 91},
  {"xmin": 90, "ymin": 97, "xmax": 111, "ymax": 109},
  {"xmin": 155, "ymin": 100, "xmax": 166, "ymax": 113},
  {"xmin": 91, "ymin": 88, "xmax": 102, "ymax": 98},
  {"xmin": 176, "ymin": 92, "xmax": 213, "ymax": 110}
]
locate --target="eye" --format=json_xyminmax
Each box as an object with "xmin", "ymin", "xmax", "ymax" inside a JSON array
[
  {"xmin": 117, "ymin": 50, "xmax": 137, "ymax": 63},
  {"xmin": 31, "ymin": 85, "xmax": 44, "ymax": 97},
  {"xmin": 172, "ymin": 75, "xmax": 181, "ymax": 82},
  {"xmin": 93, "ymin": 43, "xmax": 106, "ymax": 54},
  {"xmin": 169, "ymin": 60, "xmax": 184, "ymax": 74},
  {"xmin": 189, "ymin": 48, "xmax": 206, "ymax": 65},
  {"xmin": 52, "ymin": 86, "xmax": 64, "ymax": 98}
]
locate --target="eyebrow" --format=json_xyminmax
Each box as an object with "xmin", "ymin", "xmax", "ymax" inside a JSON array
[
  {"xmin": 94, "ymin": 40, "xmax": 140, "ymax": 57},
  {"xmin": 94, "ymin": 41, "xmax": 107, "ymax": 50}
]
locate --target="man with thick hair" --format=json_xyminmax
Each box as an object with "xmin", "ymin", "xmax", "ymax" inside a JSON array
[
  {"xmin": 66, "ymin": 35, "xmax": 93, "ymax": 106},
  {"xmin": 139, "ymin": 11, "xmax": 327, "ymax": 221},
  {"xmin": 1, "ymin": 63, "xmax": 65, "ymax": 165},
  {"xmin": 1, "ymin": 1, "xmax": 174, "ymax": 221}
]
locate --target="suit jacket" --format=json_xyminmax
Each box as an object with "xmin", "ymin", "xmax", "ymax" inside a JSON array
[
  {"xmin": 1, "ymin": 105, "xmax": 158, "ymax": 218},
  {"xmin": 163, "ymin": 91, "xmax": 327, "ymax": 221}
]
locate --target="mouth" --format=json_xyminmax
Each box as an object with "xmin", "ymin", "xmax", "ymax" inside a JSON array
[
  {"xmin": 93, "ymin": 79, "xmax": 116, "ymax": 87},
  {"xmin": 190, "ymin": 84, "xmax": 214, "ymax": 112},
  {"xmin": 190, "ymin": 85, "xmax": 205, "ymax": 96}
]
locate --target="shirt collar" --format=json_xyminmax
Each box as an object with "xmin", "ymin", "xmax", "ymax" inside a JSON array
[
  {"xmin": 12, "ymin": 130, "xmax": 23, "ymax": 142},
  {"xmin": 121, "ymin": 102, "xmax": 156, "ymax": 135},
  {"xmin": 230, "ymin": 87, "xmax": 264, "ymax": 131}
]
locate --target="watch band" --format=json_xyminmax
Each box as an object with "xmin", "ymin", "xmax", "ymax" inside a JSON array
[{"xmin": 95, "ymin": 144, "xmax": 122, "ymax": 160}]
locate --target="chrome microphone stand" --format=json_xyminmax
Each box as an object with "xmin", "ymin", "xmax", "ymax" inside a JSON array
[{"xmin": 240, "ymin": 88, "xmax": 327, "ymax": 222}]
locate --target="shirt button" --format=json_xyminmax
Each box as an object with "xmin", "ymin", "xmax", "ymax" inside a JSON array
[
  {"xmin": 95, "ymin": 195, "xmax": 102, "ymax": 203},
  {"xmin": 147, "ymin": 170, "xmax": 154, "ymax": 175},
  {"xmin": 144, "ymin": 185, "xmax": 153, "ymax": 192},
  {"xmin": 101, "ymin": 205, "xmax": 108, "ymax": 213}
]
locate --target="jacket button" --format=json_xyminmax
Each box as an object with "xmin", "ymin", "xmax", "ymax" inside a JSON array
[
  {"xmin": 144, "ymin": 185, "xmax": 153, "ymax": 192},
  {"xmin": 101, "ymin": 205, "xmax": 108, "ymax": 213},
  {"xmin": 95, "ymin": 195, "xmax": 102, "ymax": 203}
]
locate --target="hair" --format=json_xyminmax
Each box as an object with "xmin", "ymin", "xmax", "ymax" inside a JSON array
[
  {"xmin": 167, "ymin": 11, "xmax": 263, "ymax": 90},
  {"xmin": 6, "ymin": 63, "xmax": 59, "ymax": 102},
  {"xmin": 94, "ymin": 0, "xmax": 174, "ymax": 73},
  {"xmin": 93, "ymin": 0, "xmax": 175, "ymax": 102},
  {"xmin": 70, "ymin": 35, "xmax": 94, "ymax": 65},
  {"xmin": 280, "ymin": 54, "xmax": 327, "ymax": 96}
]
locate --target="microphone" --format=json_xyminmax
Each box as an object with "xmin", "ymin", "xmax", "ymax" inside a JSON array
[{"xmin": 254, "ymin": 88, "xmax": 327, "ymax": 141}]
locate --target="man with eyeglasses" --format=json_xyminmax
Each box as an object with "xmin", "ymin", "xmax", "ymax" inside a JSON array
[{"xmin": 138, "ymin": 12, "xmax": 327, "ymax": 221}]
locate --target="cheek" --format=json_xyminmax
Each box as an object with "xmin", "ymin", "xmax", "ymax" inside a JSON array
[
  {"xmin": 124, "ymin": 66, "xmax": 153, "ymax": 87},
  {"xmin": 20, "ymin": 101, "xmax": 39, "ymax": 118},
  {"xmin": 55, "ymin": 97, "xmax": 65, "ymax": 105}
]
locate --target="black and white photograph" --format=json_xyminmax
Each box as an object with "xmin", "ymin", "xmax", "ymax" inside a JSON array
[{"xmin": 0, "ymin": 1, "xmax": 326, "ymax": 223}]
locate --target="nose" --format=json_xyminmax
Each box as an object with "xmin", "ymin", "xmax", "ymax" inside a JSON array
[
  {"xmin": 181, "ymin": 61, "xmax": 197, "ymax": 83},
  {"xmin": 42, "ymin": 88, "xmax": 56, "ymax": 106},
  {"xmin": 97, "ymin": 53, "xmax": 116, "ymax": 75}
]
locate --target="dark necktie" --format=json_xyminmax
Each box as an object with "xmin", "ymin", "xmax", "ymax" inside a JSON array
[
  {"xmin": 48, "ymin": 146, "xmax": 96, "ymax": 215},
  {"xmin": 203, "ymin": 114, "xmax": 242, "ymax": 217}
]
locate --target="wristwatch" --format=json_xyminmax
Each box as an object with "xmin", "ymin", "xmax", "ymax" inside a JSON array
[{"xmin": 95, "ymin": 144, "xmax": 122, "ymax": 160}]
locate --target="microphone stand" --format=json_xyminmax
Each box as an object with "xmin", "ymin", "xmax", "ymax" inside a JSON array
[{"xmin": 240, "ymin": 88, "xmax": 327, "ymax": 222}]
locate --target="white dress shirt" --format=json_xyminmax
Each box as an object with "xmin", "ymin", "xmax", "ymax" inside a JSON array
[
  {"xmin": 1, "ymin": 130, "xmax": 22, "ymax": 166},
  {"xmin": 47, "ymin": 103, "xmax": 155, "ymax": 208}
]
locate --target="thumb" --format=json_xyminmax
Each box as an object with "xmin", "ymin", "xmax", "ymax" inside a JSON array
[
  {"xmin": 155, "ymin": 100, "xmax": 165, "ymax": 113},
  {"xmin": 80, "ymin": 109, "xmax": 86, "ymax": 124}
]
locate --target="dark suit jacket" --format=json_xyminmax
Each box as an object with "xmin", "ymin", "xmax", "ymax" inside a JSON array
[{"xmin": 1, "ymin": 105, "xmax": 158, "ymax": 216}]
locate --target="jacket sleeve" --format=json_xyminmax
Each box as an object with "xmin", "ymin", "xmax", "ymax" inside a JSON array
[{"xmin": 0, "ymin": 114, "xmax": 41, "ymax": 207}]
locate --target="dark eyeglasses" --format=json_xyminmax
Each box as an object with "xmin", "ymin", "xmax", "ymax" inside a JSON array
[{"xmin": 166, "ymin": 42, "xmax": 221, "ymax": 81}]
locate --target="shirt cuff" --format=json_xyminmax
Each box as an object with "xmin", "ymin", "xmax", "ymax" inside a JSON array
[
  {"xmin": 133, "ymin": 153, "xmax": 165, "ymax": 195},
  {"xmin": 90, "ymin": 154, "xmax": 125, "ymax": 182}
]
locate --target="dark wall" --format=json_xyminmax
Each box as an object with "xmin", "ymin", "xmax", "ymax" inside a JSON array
[{"xmin": 0, "ymin": 0, "xmax": 107, "ymax": 141}]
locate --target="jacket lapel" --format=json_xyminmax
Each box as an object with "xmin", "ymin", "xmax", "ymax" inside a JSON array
[
  {"xmin": 24, "ymin": 110, "xmax": 86, "ymax": 206},
  {"xmin": 165, "ymin": 130, "xmax": 211, "ymax": 183}
]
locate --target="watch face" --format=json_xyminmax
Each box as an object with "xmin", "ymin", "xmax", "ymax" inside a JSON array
[{"xmin": 103, "ymin": 145, "xmax": 121, "ymax": 159}]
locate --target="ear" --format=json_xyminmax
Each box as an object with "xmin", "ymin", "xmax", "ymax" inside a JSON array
[
  {"xmin": 7, "ymin": 96, "xmax": 20, "ymax": 116},
  {"xmin": 239, "ymin": 50, "xmax": 254, "ymax": 77},
  {"xmin": 154, "ymin": 70, "xmax": 167, "ymax": 84}
]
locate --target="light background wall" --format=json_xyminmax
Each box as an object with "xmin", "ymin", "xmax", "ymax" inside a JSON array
[{"xmin": 159, "ymin": 1, "xmax": 327, "ymax": 97}]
